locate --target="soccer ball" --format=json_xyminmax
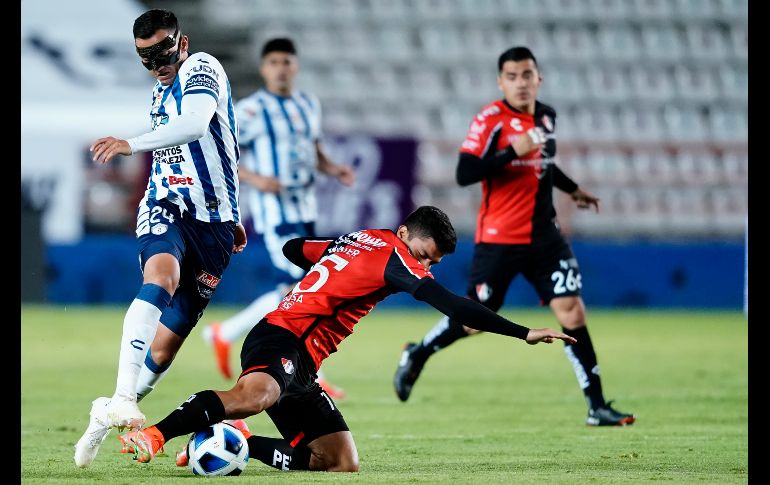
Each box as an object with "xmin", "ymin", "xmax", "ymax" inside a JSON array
[{"xmin": 186, "ymin": 422, "xmax": 249, "ymax": 476}]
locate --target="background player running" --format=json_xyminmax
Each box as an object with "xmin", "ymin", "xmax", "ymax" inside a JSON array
[
  {"xmin": 393, "ymin": 46, "xmax": 635, "ymax": 427},
  {"xmin": 201, "ymin": 38, "xmax": 353, "ymax": 399}
]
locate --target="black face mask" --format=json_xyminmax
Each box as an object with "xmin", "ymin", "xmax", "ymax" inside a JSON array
[{"xmin": 136, "ymin": 28, "xmax": 181, "ymax": 71}]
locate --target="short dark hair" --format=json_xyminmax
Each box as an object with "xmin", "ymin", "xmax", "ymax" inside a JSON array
[
  {"xmin": 498, "ymin": 46, "xmax": 538, "ymax": 72},
  {"xmin": 403, "ymin": 206, "xmax": 457, "ymax": 255},
  {"xmin": 133, "ymin": 9, "xmax": 178, "ymax": 39},
  {"xmin": 261, "ymin": 38, "xmax": 297, "ymax": 58}
]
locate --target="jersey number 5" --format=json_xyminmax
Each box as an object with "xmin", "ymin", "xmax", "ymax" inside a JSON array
[{"xmin": 293, "ymin": 254, "xmax": 349, "ymax": 294}]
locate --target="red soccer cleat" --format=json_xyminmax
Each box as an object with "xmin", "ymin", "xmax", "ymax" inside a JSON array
[
  {"xmin": 130, "ymin": 426, "xmax": 166, "ymax": 464},
  {"xmin": 209, "ymin": 323, "xmax": 232, "ymax": 380},
  {"xmin": 119, "ymin": 430, "xmax": 165, "ymax": 454}
]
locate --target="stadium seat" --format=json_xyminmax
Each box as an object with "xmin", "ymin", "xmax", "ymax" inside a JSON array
[
  {"xmin": 629, "ymin": 149, "xmax": 676, "ymax": 185},
  {"xmin": 640, "ymin": 25, "xmax": 686, "ymax": 61},
  {"xmin": 542, "ymin": 0, "xmax": 591, "ymax": 21},
  {"xmin": 585, "ymin": 66, "xmax": 631, "ymax": 104},
  {"xmin": 595, "ymin": 25, "xmax": 641, "ymax": 61},
  {"xmin": 367, "ymin": 0, "xmax": 409, "ymax": 20},
  {"xmin": 586, "ymin": 0, "xmax": 631, "ymax": 20},
  {"xmin": 674, "ymin": 149, "xmax": 721, "ymax": 185},
  {"xmin": 708, "ymin": 108, "xmax": 748, "ymax": 143},
  {"xmin": 573, "ymin": 106, "xmax": 620, "ymax": 142},
  {"xmin": 716, "ymin": 0, "xmax": 748, "ymax": 21},
  {"xmin": 376, "ymin": 27, "xmax": 414, "ymax": 62},
  {"xmin": 584, "ymin": 149, "xmax": 632, "ymax": 185},
  {"xmin": 618, "ymin": 107, "xmax": 664, "ymax": 143},
  {"xmin": 684, "ymin": 25, "xmax": 730, "ymax": 62},
  {"xmin": 717, "ymin": 64, "xmax": 748, "ymax": 103},
  {"xmin": 672, "ymin": 65, "xmax": 719, "ymax": 103},
  {"xmin": 405, "ymin": 66, "xmax": 447, "ymax": 103},
  {"xmin": 336, "ymin": 28, "xmax": 373, "ymax": 62},
  {"xmin": 631, "ymin": 0, "xmax": 674, "ymax": 20},
  {"xmin": 361, "ymin": 64, "xmax": 403, "ymax": 104},
  {"xmin": 663, "ymin": 105, "xmax": 708, "ymax": 143},
  {"xmin": 628, "ymin": 65, "xmax": 676, "ymax": 103},
  {"xmin": 674, "ymin": 0, "xmax": 718, "ymax": 20},
  {"xmin": 539, "ymin": 66, "xmax": 586, "ymax": 105},
  {"xmin": 419, "ymin": 27, "xmax": 464, "ymax": 61},
  {"xmin": 552, "ymin": 26, "xmax": 596, "ymax": 62},
  {"xmin": 728, "ymin": 24, "xmax": 748, "ymax": 61},
  {"xmin": 449, "ymin": 66, "xmax": 500, "ymax": 105},
  {"xmin": 720, "ymin": 150, "xmax": 749, "ymax": 185}
]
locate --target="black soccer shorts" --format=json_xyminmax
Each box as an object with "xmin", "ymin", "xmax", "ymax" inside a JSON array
[
  {"xmin": 466, "ymin": 235, "xmax": 582, "ymax": 309},
  {"xmin": 240, "ymin": 320, "xmax": 349, "ymax": 446}
]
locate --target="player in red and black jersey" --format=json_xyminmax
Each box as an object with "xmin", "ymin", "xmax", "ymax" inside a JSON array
[
  {"xmin": 394, "ymin": 47, "xmax": 636, "ymax": 427},
  {"xmin": 124, "ymin": 206, "xmax": 576, "ymax": 471}
]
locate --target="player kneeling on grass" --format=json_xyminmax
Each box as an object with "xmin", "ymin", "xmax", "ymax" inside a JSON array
[{"xmin": 125, "ymin": 206, "xmax": 576, "ymax": 472}]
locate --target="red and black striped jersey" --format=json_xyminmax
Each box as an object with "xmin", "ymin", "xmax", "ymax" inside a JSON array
[
  {"xmin": 459, "ymin": 99, "xmax": 561, "ymax": 245},
  {"xmin": 264, "ymin": 229, "xmax": 433, "ymax": 369}
]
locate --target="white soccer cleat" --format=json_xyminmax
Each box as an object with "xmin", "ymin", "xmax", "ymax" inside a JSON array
[
  {"xmin": 74, "ymin": 397, "xmax": 112, "ymax": 468},
  {"xmin": 106, "ymin": 397, "xmax": 146, "ymax": 431}
]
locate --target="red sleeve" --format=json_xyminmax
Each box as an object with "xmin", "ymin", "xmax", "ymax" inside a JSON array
[
  {"xmin": 459, "ymin": 105, "xmax": 502, "ymax": 157},
  {"xmin": 303, "ymin": 239, "xmax": 333, "ymax": 264}
]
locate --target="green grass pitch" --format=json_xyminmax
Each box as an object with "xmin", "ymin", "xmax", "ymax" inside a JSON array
[{"xmin": 21, "ymin": 305, "xmax": 747, "ymax": 483}]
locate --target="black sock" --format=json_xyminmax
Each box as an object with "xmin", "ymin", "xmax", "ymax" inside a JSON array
[
  {"xmin": 155, "ymin": 390, "xmax": 226, "ymax": 441},
  {"xmin": 562, "ymin": 327, "xmax": 605, "ymax": 410},
  {"xmin": 247, "ymin": 435, "xmax": 311, "ymax": 471},
  {"xmin": 411, "ymin": 316, "xmax": 470, "ymax": 362}
]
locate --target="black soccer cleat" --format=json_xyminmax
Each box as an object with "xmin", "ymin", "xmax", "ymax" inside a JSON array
[
  {"xmin": 393, "ymin": 342, "xmax": 425, "ymax": 402},
  {"xmin": 586, "ymin": 400, "xmax": 636, "ymax": 426}
]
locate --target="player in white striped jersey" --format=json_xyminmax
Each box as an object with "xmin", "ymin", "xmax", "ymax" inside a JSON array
[
  {"xmin": 75, "ymin": 9, "xmax": 247, "ymax": 468},
  {"xmin": 201, "ymin": 38, "xmax": 353, "ymax": 399}
]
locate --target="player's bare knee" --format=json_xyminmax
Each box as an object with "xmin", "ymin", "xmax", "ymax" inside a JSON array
[
  {"xmin": 551, "ymin": 297, "xmax": 586, "ymax": 329},
  {"xmin": 148, "ymin": 347, "xmax": 174, "ymax": 367},
  {"xmin": 312, "ymin": 450, "xmax": 359, "ymax": 472}
]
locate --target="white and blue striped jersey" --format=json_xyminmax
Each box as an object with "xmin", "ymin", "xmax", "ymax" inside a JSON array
[
  {"xmin": 236, "ymin": 88, "xmax": 321, "ymax": 233},
  {"xmin": 142, "ymin": 52, "xmax": 240, "ymax": 223}
]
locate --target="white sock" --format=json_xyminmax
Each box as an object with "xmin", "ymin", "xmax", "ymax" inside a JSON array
[
  {"xmin": 136, "ymin": 362, "xmax": 169, "ymax": 402},
  {"xmin": 113, "ymin": 299, "xmax": 162, "ymax": 402},
  {"xmin": 218, "ymin": 289, "xmax": 283, "ymax": 342}
]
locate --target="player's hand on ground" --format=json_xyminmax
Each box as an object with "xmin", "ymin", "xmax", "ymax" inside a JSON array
[
  {"xmin": 525, "ymin": 327, "xmax": 577, "ymax": 345},
  {"xmin": 570, "ymin": 188, "xmax": 600, "ymax": 212},
  {"xmin": 511, "ymin": 127, "xmax": 546, "ymax": 157},
  {"xmin": 90, "ymin": 137, "xmax": 132, "ymax": 164},
  {"xmin": 232, "ymin": 223, "xmax": 247, "ymax": 254},
  {"xmin": 335, "ymin": 165, "xmax": 355, "ymax": 187}
]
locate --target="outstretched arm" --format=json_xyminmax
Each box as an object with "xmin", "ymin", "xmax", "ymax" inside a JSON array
[
  {"xmin": 413, "ymin": 279, "xmax": 576, "ymax": 345},
  {"xmin": 316, "ymin": 141, "xmax": 355, "ymax": 187},
  {"xmin": 90, "ymin": 93, "xmax": 217, "ymax": 164},
  {"xmin": 553, "ymin": 165, "xmax": 600, "ymax": 212}
]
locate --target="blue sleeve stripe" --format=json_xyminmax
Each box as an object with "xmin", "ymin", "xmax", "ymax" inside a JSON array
[
  {"xmin": 292, "ymin": 96, "xmax": 312, "ymax": 138},
  {"xmin": 177, "ymin": 187, "xmax": 196, "ymax": 219},
  {"xmin": 184, "ymin": 88, "xmax": 219, "ymax": 102},
  {"xmin": 188, "ymin": 139, "xmax": 220, "ymax": 222},
  {"xmin": 208, "ymin": 118, "xmax": 239, "ymax": 221},
  {"xmin": 258, "ymin": 97, "xmax": 286, "ymax": 224}
]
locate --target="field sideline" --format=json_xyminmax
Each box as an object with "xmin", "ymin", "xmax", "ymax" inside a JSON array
[{"xmin": 21, "ymin": 305, "xmax": 747, "ymax": 483}]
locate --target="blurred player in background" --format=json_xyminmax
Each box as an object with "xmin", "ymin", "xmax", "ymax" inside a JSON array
[
  {"xmin": 394, "ymin": 47, "xmax": 636, "ymax": 427},
  {"xmin": 74, "ymin": 9, "xmax": 247, "ymax": 467},
  {"xmin": 124, "ymin": 206, "xmax": 576, "ymax": 471},
  {"xmin": 201, "ymin": 38, "xmax": 353, "ymax": 399}
]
